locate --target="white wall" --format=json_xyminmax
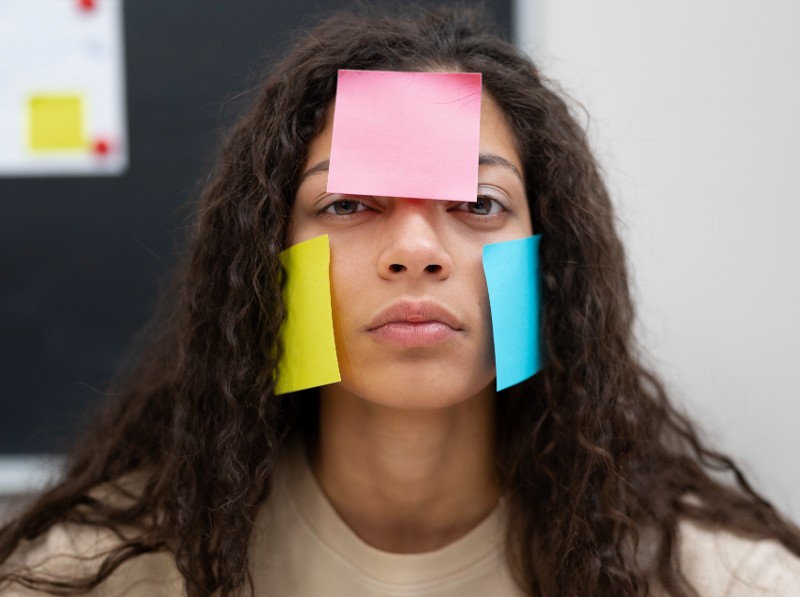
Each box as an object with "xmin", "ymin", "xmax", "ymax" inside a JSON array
[{"xmin": 514, "ymin": 0, "xmax": 800, "ymax": 517}]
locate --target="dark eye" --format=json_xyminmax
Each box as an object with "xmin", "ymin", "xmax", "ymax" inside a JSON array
[
  {"xmin": 322, "ymin": 199, "xmax": 368, "ymax": 216},
  {"xmin": 470, "ymin": 196, "xmax": 495, "ymax": 215},
  {"xmin": 450, "ymin": 195, "xmax": 506, "ymax": 216}
]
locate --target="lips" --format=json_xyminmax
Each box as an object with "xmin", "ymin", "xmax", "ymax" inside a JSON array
[{"xmin": 366, "ymin": 300, "xmax": 464, "ymax": 347}]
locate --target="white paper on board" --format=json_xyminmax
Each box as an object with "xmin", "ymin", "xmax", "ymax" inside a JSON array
[{"xmin": 0, "ymin": 0, "xmax": 128, "ymax": 177}]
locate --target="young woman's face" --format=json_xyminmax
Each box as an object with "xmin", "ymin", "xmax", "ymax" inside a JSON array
[{"xmin": 290, "ymin": 94, "xmax": 532, "ymax": 410}]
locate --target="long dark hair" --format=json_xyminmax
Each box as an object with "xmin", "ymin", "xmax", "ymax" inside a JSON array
[{"xmin": 1, "ymin": 6, "xmax": 798, "ymax": 596}]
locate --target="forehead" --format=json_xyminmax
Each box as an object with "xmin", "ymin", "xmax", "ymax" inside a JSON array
[{"xmin": 303, "ymin": 93, "xmax": 524, "ymax": 180}]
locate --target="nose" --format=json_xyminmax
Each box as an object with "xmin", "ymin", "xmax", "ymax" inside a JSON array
[{"xmin": 377, "ymin": 200, "xmax": 452, "ymax": 280}]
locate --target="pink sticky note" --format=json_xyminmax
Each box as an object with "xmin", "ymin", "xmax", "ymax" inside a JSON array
[{"xmin": 327, "ymin": 70, "xmax": 482, "ymax": 202}]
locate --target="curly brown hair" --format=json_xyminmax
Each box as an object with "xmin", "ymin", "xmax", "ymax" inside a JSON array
[{"xmin": 1, "ymin": 6, "xmax": 798, "ymax": 596}]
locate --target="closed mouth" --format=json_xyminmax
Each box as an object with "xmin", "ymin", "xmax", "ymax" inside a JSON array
[{"xmin": 366, "ymin": 300, "xmax": 464, "ymax": 331}]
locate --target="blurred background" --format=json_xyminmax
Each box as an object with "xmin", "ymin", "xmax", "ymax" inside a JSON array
[
  {"xmin": 1, "ymin": 0, "xmax": 798, "ymax": 520},
  {"xmin": 519, "ymin": 0, "xmax": 800, "ymax": 518}
]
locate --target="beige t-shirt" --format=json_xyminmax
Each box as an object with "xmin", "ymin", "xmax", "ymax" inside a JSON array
[{"xmin": 4, "ymin": 441, "xmax": 800, "ymax": 596}]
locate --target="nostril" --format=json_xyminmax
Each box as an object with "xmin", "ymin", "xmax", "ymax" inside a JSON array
[
  {"xmin": 390, "ymin": 264, "xmax": 405, "ymax": 273},
  {"xmin": 425, "ymin": 264, "xmax": 442, "ymax": 274}
]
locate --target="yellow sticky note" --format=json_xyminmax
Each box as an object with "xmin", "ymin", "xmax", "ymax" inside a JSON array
[
  {"xmin": 29, "ymin": 95, "xmax": 85, "ymax": 150},
  {"xmin": 275, "ymin": 234, "xmax": 341, "ymax": 395}
]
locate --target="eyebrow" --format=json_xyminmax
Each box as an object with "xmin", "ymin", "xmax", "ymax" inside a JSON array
[
  {"xmin": 478, "ymin": 153, "xmax": 523, "ymax": 182},
  {"xmin": 298, "ymin": 153, "xmax": 524, "ymax": 185},
  {"xmin": 299, "ymin": 159, "xmax": 331, "ymax": 184}
]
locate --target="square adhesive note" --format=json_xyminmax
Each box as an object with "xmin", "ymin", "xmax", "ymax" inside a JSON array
[
  {"xmin": 29, "ymin": 95, "xmax": 85, "ymax": 150},
  {"xmin": 276, "ymin": 234, "xmax": 341, "ymax": 395},
  {"xmin": 483, "ymin": 235, "xmax": 543, "ymax": 391},
  {"xmin": 327, "ymin": 70, "xmax": 482, "ymax": 202}
]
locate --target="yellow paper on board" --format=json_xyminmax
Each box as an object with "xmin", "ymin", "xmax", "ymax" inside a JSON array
[
  {"xmin": 275, "ymin": 234, "xmax": 341, "ymax": 395},
  {"xmin": 29, "ymin": 95, "xmax": 85, "ymax": 150}
]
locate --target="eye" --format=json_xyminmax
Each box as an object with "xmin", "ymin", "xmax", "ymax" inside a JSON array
[
  {"xmin": 320, "ymin": 198, "xmax": 371, "ymax": 216},
  {"xmin": 449, "ymin": 195, "xmax": 507, "ymax": 216}
]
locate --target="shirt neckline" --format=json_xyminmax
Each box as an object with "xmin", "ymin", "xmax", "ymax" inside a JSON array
[{"xmin": 275, "ymin": 436, "xmax": 508, "ymax": 586}]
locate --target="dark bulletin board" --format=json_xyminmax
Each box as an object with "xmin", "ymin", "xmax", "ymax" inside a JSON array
[{"xmin": 0, "ymin": 1, "xmax": 512, "ymax": 454}]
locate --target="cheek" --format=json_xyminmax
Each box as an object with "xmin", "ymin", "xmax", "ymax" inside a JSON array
[
  {"xmin": 474, "ymin": 267, "xmax": 494, "ymax": 338},
  {"xmin": 450, "ymin": 247, "xmax": 492, "ymax": 330},
  {"xmin": 467, "ymin": 265, "xmax": 496, "ymax": 371},
  {"xmin": 328, "ymin": 239, "xmax": 371, "ymax": 318}
]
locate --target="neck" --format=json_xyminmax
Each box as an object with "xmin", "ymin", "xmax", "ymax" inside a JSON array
[{"xmin": 309, "ymin": 383, "xmax": 501, "ymax": 553}]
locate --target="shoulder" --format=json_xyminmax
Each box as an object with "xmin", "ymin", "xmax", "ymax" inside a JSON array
[
  {"xmin": 1, "ymin": 474, "xmax": 184, "ymax": 596},
  {"xmin": 2, "ymin": 523, "xmax": 182, "ymax": 597},
  {"xmin": 677, "ymin": 518, "xmax": 800, "ymax": 596}
]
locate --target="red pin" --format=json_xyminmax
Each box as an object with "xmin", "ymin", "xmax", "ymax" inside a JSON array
[
  {"xmin": 93, "ymin": 138, "xmax": 110, "ymax": 156},
  {"xmin": 78, "ymin": 0, "xmax": 96, "ymax": 11}
]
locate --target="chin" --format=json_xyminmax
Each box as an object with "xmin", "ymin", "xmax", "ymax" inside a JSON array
[{"xmin": 338, "ymin": 367, "xmax": 496, "ymax": 411}]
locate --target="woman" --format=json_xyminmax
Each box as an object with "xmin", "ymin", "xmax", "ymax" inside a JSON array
[{"xmin": 1, "ymin": 7, "xmax": 799, "ymax": 596}]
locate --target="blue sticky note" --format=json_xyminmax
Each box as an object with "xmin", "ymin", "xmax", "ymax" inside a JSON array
[{"xmin": 482, "ymin": 235, "xmax": 543, "ymax": 391}]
